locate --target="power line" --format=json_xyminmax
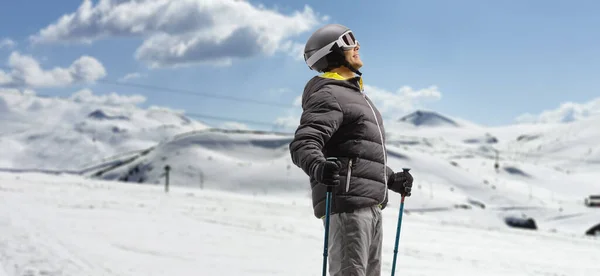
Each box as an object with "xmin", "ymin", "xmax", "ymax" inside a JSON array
[
  {"xmin": 18, "ymin": 89, "xmax": 294, "ymax": 130},
  {"xmin": 10, "ymin": 82, "xmax": 598, "ymax": 163},
  {"xmin": 12, "ymin": 78, "xmax": 301, "ymax": 130},
  {"xmin": 97, "ymin": 79, "xmax": 295, "ymax": 108},
  {"xmin": 184, "ymin": 111, "xmax": 291, "ymax": 128}
]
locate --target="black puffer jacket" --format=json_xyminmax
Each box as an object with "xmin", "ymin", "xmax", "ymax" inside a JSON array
[{"xmin": 289, "ymin": 72, "xmax": 397, "ymax": 219}]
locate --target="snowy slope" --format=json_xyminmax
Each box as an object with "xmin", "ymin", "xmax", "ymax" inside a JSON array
[
  {"xmin": 0, "ymin": 89, "xmax": 209, "ymax": 170},
  {"xmin": 82, "ymin": 127, "xmax": 600, "ymax": 237},
  {"xmin": 1, "ymin": 90, "xmax": 599, "ymax": 238},
  {"xmin": 500, "ymin": 118, "xmax": 600, "ymax": 172},
  {"xmin": 0, "ymin": 172, "xmax": 599, "ymax": 276},
  {"xmin": 398, "ymin": 110, "xmax": 462, "ymax": 127},
  {"xmin": 88, "ymin": 129, "xmax": 307, "ymax": 195}
]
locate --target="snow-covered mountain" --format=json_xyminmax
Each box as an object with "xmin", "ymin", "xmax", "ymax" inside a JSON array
[
  {"xmin": 1, "ymin": 90, "xmax": 599, "ymax": 238},
  {"xmin": 0, "ymin": 89, "xmax": 209, "ymax": 170},
  {"xmin": 398, "ymin": 110, "xmax": 461, "ymax": 127}
]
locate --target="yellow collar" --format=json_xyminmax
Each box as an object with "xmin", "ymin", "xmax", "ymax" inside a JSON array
[{"xmin": 320, "ymin": 72, "xmax": 364, "ymax": 91}]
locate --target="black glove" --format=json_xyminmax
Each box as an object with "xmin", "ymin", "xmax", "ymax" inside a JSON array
[
  {"xmin": 389, "ymin": 169, "xmax": 413, "ymax": 196},
  {"xmin": 313, "ymin": 159, "xmax": 342, "ymax": 187}
]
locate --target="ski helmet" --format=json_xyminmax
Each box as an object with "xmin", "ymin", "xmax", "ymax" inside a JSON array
[{"xmin": 303, "ymin": 24, "xmax": 361, "ymax": 75}]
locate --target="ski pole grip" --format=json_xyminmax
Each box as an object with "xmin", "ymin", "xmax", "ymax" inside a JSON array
[
  {"xmin": 401, "ymin": 168, "xmax": 411, "ymax": 199},
  {"xmin": 325, "ymin": 157, "xmax": 339, "ymax": 192}
]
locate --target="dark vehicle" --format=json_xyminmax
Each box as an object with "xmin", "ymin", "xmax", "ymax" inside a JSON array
[
  {"xmin": 585, "ymin": 223, "xmax": 600, "ymax": 236},
  {"xmin": 584, "ymin": 195, "xmax": 600, "ymax": 207},
  {"xmin": 504, "ymin": 216, "xmax": 537, "ymax": 230}
]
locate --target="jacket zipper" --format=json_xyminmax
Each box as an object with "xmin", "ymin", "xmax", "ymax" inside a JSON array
[
  {"xmin": 362, "ymin": 94, "xmax": 388, "ymax": 204},
  {"xmin": 345, "ymin": 159, "xmax": 353, "ymax": 193}
]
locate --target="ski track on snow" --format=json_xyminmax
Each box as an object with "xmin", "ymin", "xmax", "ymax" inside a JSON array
[
  {"xmin": 0, "ymin": 191, "xmax": 119, "ymax": 275},
  {"xmin": 0, "ymin": 172, "xmax": 599, "ymax": 276}
]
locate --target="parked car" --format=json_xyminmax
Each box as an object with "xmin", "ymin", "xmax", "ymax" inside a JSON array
[
  {"xmin": 586, "ymin": 223, "xmax": 600, "ymax": 236},
  {"xmin": 504, "ymin": 216, "xmax": 537, "ymax": 230},
  {"xmin": 584, "ymin": 195, "xmax": 600, "ymax": 207}
]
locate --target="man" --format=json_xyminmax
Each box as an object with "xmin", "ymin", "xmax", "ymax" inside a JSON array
[{"xmin": 289, "ymin": 23, "xmax": 414, "ymax": 276}]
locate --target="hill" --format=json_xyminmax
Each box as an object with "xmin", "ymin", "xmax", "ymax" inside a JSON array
[
  {"xmin": 1, "ymin": 90, "xmax": 599, "ymax": 238},
  {"xmin": 0, "ymin": 89, "xmax": 209, "ymax": 170},
  {"xmin": 398, "ymin": 110, "xmax": 462, "ymax": 127}
]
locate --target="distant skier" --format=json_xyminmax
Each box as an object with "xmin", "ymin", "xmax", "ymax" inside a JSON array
[{"xmin": 289, "ymin": 23, "xmax": 414, "ymax": 276}]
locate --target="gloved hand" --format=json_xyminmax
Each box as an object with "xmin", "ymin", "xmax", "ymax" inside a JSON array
[
  {"xmin": 314, "ymin": 158, "xmax": 342, "ymax": 186},
  {"xmin": 389, "ymin": 169, "xmax": 413, "ymax": 196}
]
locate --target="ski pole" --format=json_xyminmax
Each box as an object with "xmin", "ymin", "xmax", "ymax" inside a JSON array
[
  {"xmin": 391, "ymin": 168, "xmax": 410, "ymax": 276},
  {"xmin": 322, "ymin": 184, "xmax": 333, "ymax": 276},
  {"xmin": 322, "ymin": 157, "xmax": 337, "ymax": 276}
]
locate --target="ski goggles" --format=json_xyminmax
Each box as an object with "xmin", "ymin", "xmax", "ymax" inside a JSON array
[{"xmin": 337, "ymin": 30, "xmax": 359, "ymax": 50}]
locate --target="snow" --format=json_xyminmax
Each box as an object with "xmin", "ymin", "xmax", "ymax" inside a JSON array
[
  {"xmin": 0, "ymin": 172, "xmax": 599, "ymax": 276},
  {"xmin": 1, "ymin": 90, "xmax": 600, "ymax": 275},
  {"xmin": 398, "ymin": 110, "xmax": 462, "ymax": 127},
  {"xmin": 0, "ymin": 89, "xmax": 209, "ymax": 171},
  {"xmin": 74, "ymin": 125, "xmax": 600, "ymax": 237}
]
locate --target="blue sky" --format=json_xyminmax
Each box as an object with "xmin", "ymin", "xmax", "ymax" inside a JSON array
[{"xmin": 1, "ymin": 0, "xmax": 599, "ymax": 131}]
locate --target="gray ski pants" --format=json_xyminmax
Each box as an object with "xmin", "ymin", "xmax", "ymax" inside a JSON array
[{"xmin": 323, "ymin": 205, "xmax": 383, "ymax": 276}]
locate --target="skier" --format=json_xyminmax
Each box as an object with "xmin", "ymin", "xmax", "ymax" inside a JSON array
[{"xmin": 289, "ymin": 23, "xmax": 414, "ymax": 276}]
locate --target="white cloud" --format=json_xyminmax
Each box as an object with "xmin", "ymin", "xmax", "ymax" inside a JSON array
[
  {"xmin": 147, "ymin": 105, "xmax": 185, "ymax": 114},
  {"xmin": 0, "ymin": 51, "xmax": 106, "ymax": 88},
  {"xmin": 516, "ymin": 97, "xmax": 600, "ymax": 124},
  {"xmin": 364, "ymin": 84, "xmax": 442, "ymax": 119},
  {"xmin": 30, "ymin": 0, "xmax": 326, "ymax": 68},
  {"xmin": 279, "ymin": 40, "xmax": 306, "ymax": 61},
  {"xmin": 0, "ymin": 38, "xmax": 16, "ymax": 49},
  {"xmin": 69, "ymin": 88, "xmax": 146, "ymax": 107},
  {"xmin": 274, "ymin": 114, "xmax": 300, "ymax": 130},
  {"xmin": 273, "ymin": 85, "xmax": 442, "ymax": 131},
  {"xmin": 292, "ymin": 95, "xmax": 302, "ymax": 107},
  {"xmin": 119, "ymin": 72, "xmax": 144, "ymax": 81},
  {"xmin": 273, "ymin": 95, "xmax": 302, "ymax": 130},
  {"xmin": 221, "ymin": 121, "xmax": 250, "ymax": 130},
  {"xmin": 0, "ymin": 88, "xmax": 22, "ymax": 95}
]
